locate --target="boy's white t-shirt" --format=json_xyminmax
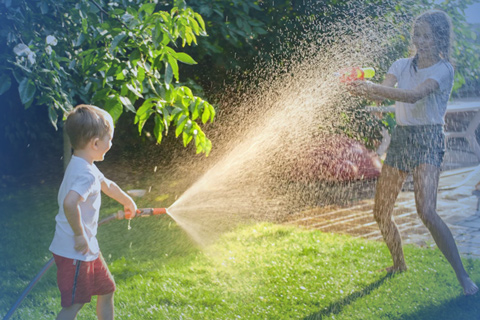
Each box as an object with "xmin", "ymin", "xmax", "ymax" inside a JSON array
[
  {"xmin": 387, "ymin": 58, "xmax": 454, "ymax": 126},
  {"xmin": 49, "ymin": 155, "xmax": 104, "ymax": 261}
]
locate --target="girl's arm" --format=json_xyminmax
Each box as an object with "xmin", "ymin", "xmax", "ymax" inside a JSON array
[
  {"xmin": 349, "ymin": 74, "xmax": 439, "ymax": 104},
  {"xmin": 348, "ymin": 73, "xmax": 397, "ymax": 104},
  {"xmin": 101, "ymin": 178, "xmax": 137, "ymax": 214}
]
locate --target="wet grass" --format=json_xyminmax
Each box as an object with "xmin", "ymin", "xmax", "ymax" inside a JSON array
[{"xmin": 1, "ymin": 186, "xmax": 479, "ymax": 319}]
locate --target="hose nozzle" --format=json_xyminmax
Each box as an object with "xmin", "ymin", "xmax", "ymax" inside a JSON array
[{"xmin": 117, "ymin": 208, "xmax": 168, "ymax": 220}]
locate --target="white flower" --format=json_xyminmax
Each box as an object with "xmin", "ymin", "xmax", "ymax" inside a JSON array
[
  {"xmin": 46, "ymin": 35, "xmax": 58, "ymax": 46},
  {"xmin": 13, "ymin": 43, "xmax": 31, "ymax": 57},
  {"xmin": 193, "ymin": 129, "xmax": 198, "ymax": 135},
  {"xmin": 45, "ymin": 46, "xmax": 53, "ymax": 55},
  {"xmin": 14, "ymin": 44, "xmax": 37, "ymax": 64},
  {"xmin": 27, "ymin": 52, "xmax": 36, "ymax": 64}
]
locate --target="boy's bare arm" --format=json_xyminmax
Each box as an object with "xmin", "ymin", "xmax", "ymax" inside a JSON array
[
  {"xmin": 63, "ymin": 190, "xmax": 89, "ymax": 254},
  {"xmin": 101, "ymin": 178, "xmax": 137, "ymax": 214}
]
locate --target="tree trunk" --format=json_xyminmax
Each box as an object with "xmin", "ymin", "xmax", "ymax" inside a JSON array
[{"xmin": 63, "ymin": 126, "xmax": 72, "ymax": 171}]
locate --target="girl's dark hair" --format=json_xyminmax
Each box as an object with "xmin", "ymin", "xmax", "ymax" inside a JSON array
[{"xmin": 411, "ymin": 10, "xmax": 453, "ymax": 72}]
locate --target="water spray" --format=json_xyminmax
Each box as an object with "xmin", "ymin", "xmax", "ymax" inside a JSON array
[
  {"xmin": 2, "ymin": 208, "xmax": 169, "ymax": 320},
  {"xmin": 334, "ymin": 67, "xmax": 375, "ymax": 83}
]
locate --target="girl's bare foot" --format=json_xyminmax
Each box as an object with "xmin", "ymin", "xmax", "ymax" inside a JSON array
[{"xmin": 459, "ymin": 276, "xmax": 479, "ymax": 296}]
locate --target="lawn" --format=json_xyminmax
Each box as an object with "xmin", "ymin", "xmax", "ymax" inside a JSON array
[{"xmin": 1, "ymin": 185, "xmax": 479, "ymax": 320}]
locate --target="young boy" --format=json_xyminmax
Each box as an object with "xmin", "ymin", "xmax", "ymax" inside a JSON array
[{"xmin": 49, "ymin": 104, "xmax": 137, "ymax": 320}]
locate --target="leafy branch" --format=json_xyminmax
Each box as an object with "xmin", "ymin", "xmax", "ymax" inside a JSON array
[{"xmin": 0, "ymin": 0, "xmax": 215, "ymax": 155}]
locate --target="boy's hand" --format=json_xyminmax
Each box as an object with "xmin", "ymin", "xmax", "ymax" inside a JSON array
[
  {"xmin": 123, "ymin": 197, "xmax": 138, "ymax": 219},
  {"xmin": 101, "ymin": 178, "xmax": 138, "ymax": 218},
  {"xmin": 74, "ymin": 235, "xmax": 89, "ymax": 255}
]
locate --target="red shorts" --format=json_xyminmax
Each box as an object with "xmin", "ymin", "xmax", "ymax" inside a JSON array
[{"xmin": 53, "ymin": 253, "xmax": 116, "ymax": 307}]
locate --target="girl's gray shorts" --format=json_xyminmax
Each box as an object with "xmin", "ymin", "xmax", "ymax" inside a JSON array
[{"xmin": 384, "ymin": 124, "xmax": 445, "ymax": 173}]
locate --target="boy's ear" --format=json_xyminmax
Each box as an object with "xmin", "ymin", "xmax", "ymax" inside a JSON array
[{"xmin": 91, "ymin": 137, "xmax": 100, "ymax": 150}]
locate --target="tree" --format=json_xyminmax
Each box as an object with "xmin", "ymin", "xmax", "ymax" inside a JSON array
[
  {"xmin": 1, "ymin": 0, "xmax": 478, "ymax": 164},
  {"xmin": 0, "ymin": 0, "xmax": 215, "ymax": 158},
  {"xmin": 177, "ymin": 0, "xmax": 479, "ymax": 96}
]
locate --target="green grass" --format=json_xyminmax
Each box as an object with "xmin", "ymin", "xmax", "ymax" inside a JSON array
[{"xmin": 1, "ymin": 186, "xmax": 480, "ymax": 319}]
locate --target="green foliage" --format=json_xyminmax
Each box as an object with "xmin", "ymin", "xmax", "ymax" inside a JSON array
[
  {"xmin": 0, "ymin": 0, "xmax": 215, "ymax": 155},
  {"xmin": 1, "ymin": 0, "xmax": 479, "ymax": 156},
  {"xmin": 182, "ymin": 1, "xmax": 413, "ymax": 82},
  {"xmin": 187, "ymin": 0, "xmax": 266, "ymax": 57},
  {"xmin": 180, "ymin": 0, "xmax": 480, "ymax": 96}
]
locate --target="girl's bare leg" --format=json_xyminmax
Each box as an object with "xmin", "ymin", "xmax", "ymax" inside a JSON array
[
  {"xmin": 413, "ymin": 164, "xmax": 478, "ymax": 295},
  {"xmin": 373, "ymin": 164, "xmax": 409, "ymax": 272}
]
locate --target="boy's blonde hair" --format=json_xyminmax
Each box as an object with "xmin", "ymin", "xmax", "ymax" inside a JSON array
[{"xmin": 65, "ymin": 104, "xmax": 114, "ymax": 150}]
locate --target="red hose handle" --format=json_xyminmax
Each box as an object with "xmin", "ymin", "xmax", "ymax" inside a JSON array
[{"xmin": 121, "ymin": 208, "xmax": 167, "ymax": 220}]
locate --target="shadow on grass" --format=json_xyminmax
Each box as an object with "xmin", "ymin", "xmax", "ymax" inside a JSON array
[
  {"xmin": 400, "ymin": 258, "xmax": 480, "ymax": 320},
  {"xmin": 401, "ymin": 292, "xmax": 480, "ymax": 320},
  {"xmin": 303, "ymin": 274, "xmax": 393, "ymax": 320}
]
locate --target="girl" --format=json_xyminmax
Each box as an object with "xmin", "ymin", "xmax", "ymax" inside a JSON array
[{"xmin": 348, "ymin": 10, "xmax": 478, "ymax": 295}]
